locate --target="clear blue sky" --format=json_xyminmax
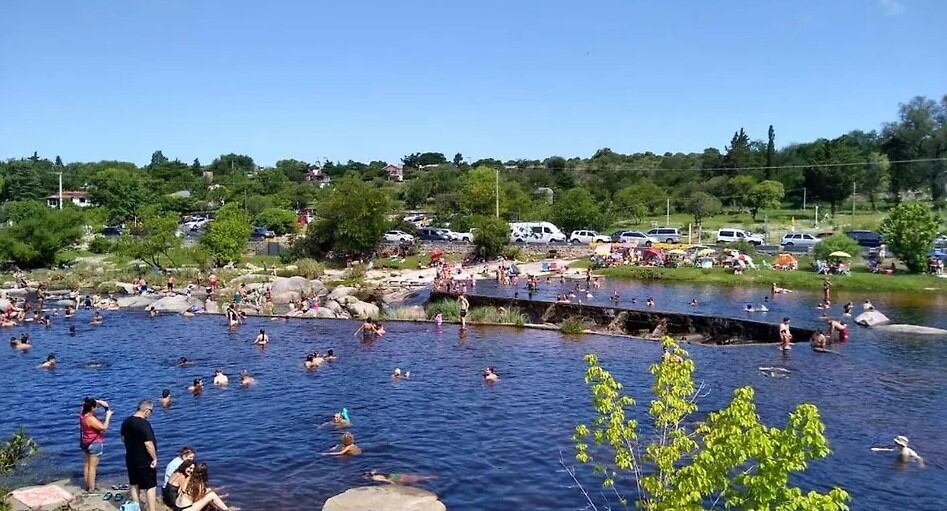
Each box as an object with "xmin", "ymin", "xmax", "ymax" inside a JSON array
[{"xmin": 1, "ymin": 0, "xmax": 944, "ymax": 166}]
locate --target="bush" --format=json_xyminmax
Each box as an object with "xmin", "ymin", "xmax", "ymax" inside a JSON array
[
  {"xmin": 468, "ymin": 306, "xmax": 527, "ymax": 326},
  {"xmin": 880, "ymin": 201, "xmax": 941, "ymax": 273},
  {"xmin": 730, "ymin": 239, "xmax": 758, "ymax": 256},
  {"xmin": 560, "ymin": 317, "xmax": 588, "ymax": 334},
  {"xmin": 813, "ymin": 233, "xmax": 861, "ymax": 262},
  {"xmin": 0, "ymin": 427, "xmax": 37, "ymax": 475},
  {"xmin": 255, "ymin": 207, "xmax": 298, "ymax": 235},
  {"xmin": 500, "ymin": 245, "xmax": 522, "ymax": 261},
  {"xmin": 471, "ymin": 215, "xmax": 510, "ymax": 259},
  {"xmin": 426, "ymin": 299, "xmax": 460, "ymax": 321},
  {"xmin": 88, "ymin": 236, "xmax": 114, "ymax": 254},
  {"xmin": 294, "ymin": 258, "xmax": 325, "ymax": 279}
]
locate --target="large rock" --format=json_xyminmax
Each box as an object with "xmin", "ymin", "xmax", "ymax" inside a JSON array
[
  {"xmin": 97, "ymin": 281, "xmax": 136, "ymax": 295},
  {"xmin": 323, "ymin": 299, "xmax": 344, "ymax": 315},
  {"xmin": 149, "ymin": 295, "xmax": 198, "ymax": 313},
  {"xmin": 314, "ymin": 308, "xmax": 340, "ymax": 319},
  {"xmin": 0, "ymin": 298, "xmax": 11, "ymax": 311},
  {"xmin": 876, "ymin": 324, "xmax": 947, "ymax": 335},
  {"xmin": 328, "ymin": 286, "xmax": 357, "ymax": 301},
  {"xmin": 204, "ymin": 300, "xmax": 220, "ymax": 314},
  {"xmin": 271, "ymin": 291, "xmax": 299, "ymax": 305},
  {"xmin": 346, "ymin": 300, "xmax": 379, "ymax": 319},
  {"xmin": 269, "ymin": 277, "xmax": 326, "ymax": 303},
  {"xmin": 323, "ymin": 486, "xmax": 446, "ymax": 511},
  {"xmin": 855, "ymin": 310, "xmax": 890, "ymax": 327},
  {"xmin": 116, "ymin": 296, "xmax": 158, "ymax": 309}
]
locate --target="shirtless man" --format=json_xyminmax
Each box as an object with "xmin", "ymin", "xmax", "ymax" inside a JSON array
[
  {"xmin": 458, "ymin": 293, "xmax": 470, "ymax": 330},
  {"xmin": 778, "ymin": 317, "xmax": 793, "ymax": 350},
  {"xmin": 810, "ymin": 329, "xmax": 827, "ymax": 350},
  {"xmin": 212, "ymin": 369, "xmax": 229, "ymax": 386},
  {"xmin": 827, "ymin": 319, "xmax": 849, "ymax": 342}
]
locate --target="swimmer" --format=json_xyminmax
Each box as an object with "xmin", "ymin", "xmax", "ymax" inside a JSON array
[
  {"xmin": 771, "ymin": 283, "xmax": 792, "ymax": 294},
  {"xmin": 181, "ymin": 309, "xmax": 194, "ymax": 318},
  {"xmin": 65, "ymin": 306, "xmax": 75, "ymax": 318},
  {"xmin": 323, "ymin": 432, "xmax": 361, "ymax": 456},
  {"xmin": 188, "ymin": 378, "xmax": 204, "ymax": 395},
  {"xmin": 758, "ymin": 366, "xmax": 791, "ymax": 378},
  {"xmin": 39, "ymin": 353, "xmax": 56, "ymax": 369},
  {"xmin": 863, "ymin": 300, "xmax": 874, "ymax": 311},
  {"xmin": 304, "ymin": 354, "xmax": 321, "ymax": 369},
  {"xmin": 13, "ymin": 336, "xmax": 30, "ymax": 351},
  {"xmin": 363, "ymin": 470, "xmax": 438, "ymax": 485},
  {"xmin": 8, "ymin": 336, "xmax": 17, "ymax": 347},
  {"xmin": 745, "ymin": 303, "xmax": 754, "ymax": 313},
  {"xmin": 778, "ymin": 317, "xmax": 793, "ymax": 350},
  {"xmin": 374, "ymin": 321, "xmax": 386, "ymax": 337},
  {"xmin": 149, "ymin": 308, "xmax": 159, "ymax": 318},
  {"xmin": 391, "ymin": 368, "xmax": 410, "ymax": 380},
  {"xmin": 872, "ymin": 436, "xmax": 925, "ymax": 466},
  {"xmin": 39, "ymin": 314, "xmax": 50, "ymax": 327},
  {"xmin": 434, "ymin": 313, "xmax": 443, "ymax": 326},
  {"xmin": 90, "ymin": 311, "xmax": 103, "ymax": 325},
  {"xmin": 330, "ymin": 411, "xmax": 352, "ymax": 429},
  {"xmin": 240, "ymin": 370, "xmax": 256, "ymax": 386},
  {"xmin": 843, "ymin": 302, "xmax": 854, "ymax": 316},
  {"xmin": 483, "ymin": 367, "xmax": 499, "ymax": 382},
  {"xmin": 827, "ymin": 319, "xmax": 849, "ymax": 342},
  {"xmin": 631, "ymin": 297, "xmax": 638, "ymax": 305},
  {"xmin": 160, "ymin": 389, "xmax": 172, "ymax": 408},
  {"xmin": 354, "ymin": 319, "xmax": 376, "ymax": 340},
  {"xmin": 254, "ymin": 329, "xmax": 268, "ymax": 347},
  {"xmin": 176, "ymin": 357, "xmax": 190, "ymax": 367},
  {"xmin": 213, "ymin": 369, "xmax": 229, "ymax": 386},
  {"xmin": 810, "ymin": 329, "xmax": 827, "ymax": 350},
  {"xmin": 611, "ymin": 290, "xmax": 620, "ymax": 302},
  {"xmin": 690, "ymin": 298, "xmax": 698, "ymax": 307},
  {"xmin": 69, "ymin": 326, "xmax": 76, "ymax": 336},
  {"xmin": 324, "ymin": 349, "xmax": 337, "ymax": 362},
  {"xmin": 645, "ymin": 297, "xmax": 655, "ymax": 307}
]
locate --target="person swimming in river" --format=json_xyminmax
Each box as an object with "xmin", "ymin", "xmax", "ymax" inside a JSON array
[
  {"xmin": 324, "ymin": 432, "xmax": 361, "ymax": 457},
  {"xmin": 324, "ymin": 349, "xmax": 337, "ymax": 362},
  {"xmin": 745, "ymin": 303, "xmax": 754, "ymax": 313},
  {"xmin": 254, "ymin": 329, "xmax": 268, "ymax": 347},
  {"xmin": 363, "ymin": 470, "xmax": 438, "ymax": 486},
  {"xmin": 391, "ymin": 368, "xmax": 410, "ymax": 380},
  {"xmin": 771, "ymin": 283, "xmax": 792, "ymax": 294},
  {"xmin": 176, "ymin": 357, "xmax": 191, "ymax": 367},
  {"xmin": 188, "ymin": 378, "xmax": 204, "ymax": 395},
  {"xmin": 161, "ymin": 389, "xmax": 172, "ymax": 408},
  {"xmin": 483, "ymin": 367, "xmax": 499, "ymax": 382},
  {"xmin": 810, "ymin": 329, "xmax": 828, "ymax": 350},
  {"xmin": 434, "ymin": 313, "xmax": 443, "ymax": 327},
  {"xmin": 304, "ymin": 353, "xmax": 322, "ymax": 369},
  {"xmin": 240, "ymin": 370, "xmax": 256, "ymax": 386},
  {"xmin": 149, "ymin": 307, "xmax": 159, "ymax": 318},
  {"xmin": 90, "ymin": 311, "xmax": 103, "ymax": 325},
  {"xmin": 374, "ymin": 321, "xmax": 386, "ymax": 337},
  {"xmin": 12, "ymin": 336, "xmax": 30, "ymax": 351},
  {"xmin": 827, "ymin": 318, "xmax": 849, "ymax": 342},
  {"xmin": 354, "ymin": 319, "xmax": 377, "ymax": 340},
  {"xmin": 645, "ymin": 297, "xmax": 655, "ymax": 308},
  {"xmin": 39, "ymin": 353, "xmax": 56, "ymax": 369},
  {"xmin": 68, "ymin": 326, "xmax": 76, "ymax": 336},
  {"xmin": 863, "ymin": 300, "xmax": 875, "ymax": 311},
  {"xmin": 212, "ymin": 369, "xmax": 229, "ymax": 386},
  {"xmin": 327, "ymin": 410, "xmax": 352, "ymax": 429},
  {"xmin": 843, "ymin": 302, "xmax": 854, "ymax": 316},
  {"xmin": 690, "ymin": 298, "xmax": 698, "ymax": 307},
  {"xmin": 610, "ymin": 290, "xmax": 620, "ymax": 302}
]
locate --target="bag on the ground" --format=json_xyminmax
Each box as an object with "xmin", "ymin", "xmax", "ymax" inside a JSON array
[{"xmin": 119, "ymin": 502, "xmax": 141, "ymax": 511}]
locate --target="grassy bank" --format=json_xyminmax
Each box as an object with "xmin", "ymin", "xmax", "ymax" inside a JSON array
[
  {"xmin": 426, "ymin": 299, "xmax": 527, "ymax": 326},
  {"xmin": 587, "ymin": 264, "xmax": 947, "ymax": 293}
]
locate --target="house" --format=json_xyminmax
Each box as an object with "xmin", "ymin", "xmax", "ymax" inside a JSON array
[
  {"xmin": 384, "ymin": 164, "xmax": 404, "ymax": 182},
  {"xmin": 306, "ymin": 165, "xmax": 332, "ymax": 188},
  {"xmin": 46, "ymin": 191, "xmax": 92, "ymax": 208}
]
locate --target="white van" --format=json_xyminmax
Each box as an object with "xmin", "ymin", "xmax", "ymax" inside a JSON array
[
  {"xmin": 509, "ymin": 222, "xmax": 567, "ymax": 244},
  {"xmin": 716, "ymin": 228, "xmax": 764, "ymax": 245}
]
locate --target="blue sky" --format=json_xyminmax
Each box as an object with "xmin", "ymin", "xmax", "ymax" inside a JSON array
[{"xmin": 1, "ymin": 0, "xmax": 944, "ymax": 166}]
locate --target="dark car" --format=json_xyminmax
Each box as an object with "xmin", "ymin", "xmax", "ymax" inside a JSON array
[
  {"xmin": 846, "ymin": 230, "xmax": 882, "ymax": 248},
  {"xmin": 101, "ymin": 226, "xmax": 123, "ymax": 237},
  {"xmin": 416, "ymin": 227, "xmax": 451, "ymax": 241},
  {"xmin": 251, "ymin": 226, "xmax": 276, "ymax": 239}
]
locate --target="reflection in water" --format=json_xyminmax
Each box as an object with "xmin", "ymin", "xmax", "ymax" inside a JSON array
[{"xmin": 0, "ymin": 292, "xmax": 946, "ymax": 510}]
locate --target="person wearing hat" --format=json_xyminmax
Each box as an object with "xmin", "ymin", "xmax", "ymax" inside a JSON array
[{"xmin": 894, "ymin": 436, "xmax": 924, "ymax": 465}]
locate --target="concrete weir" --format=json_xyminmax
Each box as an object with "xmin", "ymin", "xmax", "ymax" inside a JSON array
[{"xmin": 429, "ymin": 292, "xmax": 815, "ymax": 345}]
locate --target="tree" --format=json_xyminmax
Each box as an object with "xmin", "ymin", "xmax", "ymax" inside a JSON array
[
  {"xmin": 881, "ymin": 96, "xmax": 947, "ymax": 205},
  {"xmin": 813, "ymin": 233, "xmax": 861, "ymax": 262},
  {"xmin": 274, "ymin": 159, "xmax": 309, "ymax": 182},
  {"xmin": 0, "ymin": 207, "xmax": 84, "ymax": 268},
  {"xmin": 765, "ymin": 125, "xmax": 776, "ymax": 177},
  {"xmin": 858, "ymin": 152, "xmax": 891, "ymax": 210},
  {"xmin": 685, "ymin": 191, "xmax": 721, "ymax": 225},
  {"xmin": 55, "ymin": 155, "xmax": 64, "ymax": 167},
  {"xmin": 115, "ymin": 206, "xmax": 182, "ymax": 268},
  {"xmin": 747, "ymin": 180, "xmax": 785, "ymax": 219},
  {"xmin": 149, "ymin": 150, "xmax": 169, "ymax": 168},
  {"xmin": 803, "ymin": 138, "xmax": 863, "ymax": 214},
  {"xmin": 200, "ymin": 203, "xmax": 252, "ymax": 267},
  {"xmin": 572, "ymin": 337, "xmax": 850, "ymax": 511},
  {"xmin": 191, "ymin": 158, "xmax": 202, "ymax": 173},
  {"xmin": 461, "ymin": 166, "xmax": 503, "ymax": 217},
  {"xmin": 471, "ymin": 215, "xmax": 509, "ymax": 259},
  {"xmin": 614, "ymin": 180, "xmax": 665, "ymax": 215},
  {"xmin": 544, "ymin": 156, "xmax": 567, "ymax": 172},
  {"xmin": 723, "ymin": 128, "xmax": 752, "ymax": 172},
  {"xmin": 452, "ymin": 152, "xmax": 465, "ymax": 167},
  {"xmin": 879, "ymin": 201, "xmax": 941, "ymax": 273},
  {"xmin": 728, "ymin": 175, "xmax": 758, "ymax": 208},
  {"xmin": 551, "ymin": 188, "xmax": 606, "ymax": 233},
  {"xmin": 89, "ymin": 167, "xmax": 153, "ymax": 224},
  {"xmin": 302, "ymin": 176, "xmax": 392, "ymax": 257},
  {"xmin": 255, "ymin": 207, "xmax": 297, "ymax": 235}
]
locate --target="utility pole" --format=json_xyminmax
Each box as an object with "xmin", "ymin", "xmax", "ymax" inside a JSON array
[
  {"xmin": 802, "ymin": 188, "xmax": 806, "ymax": 211},
  {"xmin": 665, "ymin": 198, "xmax": 670, "ymax": 226},
  {"xmin": 58, "ymin": 172, "xmax": 63, "ymax": 210},
  {"xmin": 495, "ymin": 167, "xmax": 500, "ymax": 218},
  {"xmin": 852, "ymin": 181, "xmax": 856, "ymax": 223}
]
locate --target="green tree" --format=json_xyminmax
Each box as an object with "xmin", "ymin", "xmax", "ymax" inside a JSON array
[
  {"xmin": 89, "ymin": 167, "xmax": 153, "ymax": 224},
  {"xmin": 200, "ymin": 203, "xmax": 252, "ymax": 266},
  {"xmin": 881, "ymin": 96, "xmax": 947, "ymax": 205},
  {"xmin": 723, "ymin": 128, "xmax": 752, "ymax": 172},
  {"xmin": 461, "ymin": 166, "xmax": 503, "ymax": 217},
  {"xmin": 765, "ymin": 125, "xmax": 776, "ymax": 178},
  {"xmin": 0, "ymin": 207, "xmax": 84, "ymax": 268},
  {"xmin": 302, "ymin": 176, "xmax": 392, "ymax": 256},
  {"xmin": 115, "ymin": 206, "xmax": 182, "ymax": 268},
  {"xmin": 614, "ymin": 180, "xmax": 665, "ymax": 215},
  {"xmin": 471, "ymin": 215, "xmax": 509, "ymax": 259},
  {"xmin": 551, "ymin": 188, "xmax": 605, "ymax": 233},
  {"xmin": 747, "ymin": 180, "xmax": 785, "ymax": 219},
  {"xmin": 803, "ymin": 138, "xmax": 863, "ymax": 215},
  {"xmin": 0, "ymin": 201, "xmax": 47, "ymax": 224},
  {"xmin": 255, "ymin": 207, "xmax": 298, "ymax": 235},
  {"xmin": 452, "ymin": 152, "xmax": 465, "ymax": 167},
  {"xmin": 572, "ymin": 337, "xmax": 850, "ymax": 511},
  {"xmin": 685, "ymin": 191, "xmax": 722, "ymax": 225},
  {"xmin": 728, "ymin": 175, "xmax": 758, "ymax": 208},
  {"xmin": 813, "ymin": 233, "xmax": 861, "ymax": 262},
  {"xmin": 149, "ymin": 150, "xmax": 169, "ymax": 167},
  {"xmin": 859, "ymin": 152, "xmax": 890, "ymax": 211},
  {"xmin": 879, "ymin": 201, "xmax": 941, "ymax": 273}
]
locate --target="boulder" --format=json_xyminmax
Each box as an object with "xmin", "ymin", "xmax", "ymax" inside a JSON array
[
  {"xmin": 271, "ymin": 291, "xmax": 299, "ymax": 305},
  {"xmin": 339, "ymin": 295, "xmax": 360, "ymax": 307},
  {"xmin": 323, "ymin": 299, "xmax": 344, "ymax": 315},
  {"xmin": 328, "ymin": 286, "xmax": 357, "ymax": 301},
  {"xmin": 269, "ymin": 277, "xmax": 326, "ymax": 302},
  {"xmin": 876, "ymin": 324, "xmax": 947, "ymax": 335},
  {"xmin": 229, "ymin": 273, "xmax": 272, "ymax": 285},
  {"xmin": 855, "ymin": 310, "xmax": 890, "ymax": 327},
  {"xmin": 116, "ymin": 296, "xmax": 158, "ymax": 309},
  {"xmin": 149, "ymin": 295, "xmax": 198, "ymax": 313},
  {"xmin": 204, "ymin": 300, "xmax": 220, "ymax": 314},
  {"xmin": 323, "ymin": 486, "xmax": 446, "ymax": 511},
  {"xmin": 0, "ymin": 298, "xmax": 11, "ymax": 311},
  {"xmin": 96, "ymin": 282, "xmax": 136, "ymax": 295},
  {"xmin": 54, "ymin": 299, "xmax": 77, "ymax": 309},
  {"xmin": 346, "ymin": 300, "xmax": 379, "ymax": 319},
  {"xmin": 313, "ymin": 308, "xmax": 340, "ymax": 319}
]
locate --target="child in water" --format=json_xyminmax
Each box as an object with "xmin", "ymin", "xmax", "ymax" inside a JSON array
[{"xmin": 434, "ymin": 313, "xmax": 443, "ymax": 326}]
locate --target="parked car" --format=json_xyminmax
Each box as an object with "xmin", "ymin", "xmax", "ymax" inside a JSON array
[
  {"xmin": 509, "ymin": 221, "xmax": 567, "ymax": 244},
  {"xmin": 251, "ymin": 226, "xmax": 276, "ymax": 239},
  {"xmin": 383, "ymin": 230, "xmax": 414, "ymax": 243},
  {"xmin": 613, "ymin": 230, "xmax": 656, "ymax": 246},
  {"xmin": 935, "ymin": 234, "xmax": 947, "ymax": 249},
  {"xmin": 569, "ymin": 230, "xmax": 610, "ymax": 244},
  {"xmin": 646, "ymin": 227, "xmax": 682, "ymax": 243},
  {"xmin": 101, "ymin": 226, "xmax": 123, "ymax": 237},
  {"xmin": 447, "ymin": 230, "xmax": 473, "ymax": 242},
  {"xmin": 716, "ymin": 228, "xmax": 764, "ymax": 245},
  {"xmin": 416, "ymin": 227, "xmax": 452, "ymax": 241},
  {"xmin": 845, "ymin": 230, "xmax": 883, "ymax": 248},
  {"xmin": 780, "ymin": 232, "xmax": 820, "ymax": 248}
]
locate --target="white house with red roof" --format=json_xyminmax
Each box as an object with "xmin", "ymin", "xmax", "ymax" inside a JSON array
[{"xmin": 46, "ymin": 191, "xmax": 92, "ymax": 208}]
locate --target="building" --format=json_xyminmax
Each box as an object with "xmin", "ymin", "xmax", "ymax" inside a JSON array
[
  {"xmin": 46, "ymin": 191, "xmax": 92, "ymax": 208},
  {"xmin": 306, "ymin": 165, "xmax": 332, "ymax": 188},
  {"xmin": 384, "ymin": 164, "xmax": 404, "ymax": 182}
]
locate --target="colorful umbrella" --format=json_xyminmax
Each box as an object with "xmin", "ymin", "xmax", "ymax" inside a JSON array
[
  {"xmin": 829, "ymin": 251, "xmax": 852, "ymax": 258},
  {"xmin": 696, "ymin": 248, "xmax": 716, "ymax": 256}
]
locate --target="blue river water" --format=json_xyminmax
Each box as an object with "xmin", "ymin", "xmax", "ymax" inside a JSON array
[{"xmin": 1, "ymin": 280, "xmax": 946, "ymax": 510}]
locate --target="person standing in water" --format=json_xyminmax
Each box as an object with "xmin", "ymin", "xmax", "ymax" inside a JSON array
[
  {"xmin": 822, "ymin": 277, "xmax": 832, "ymax": 306},
  {"xmin": 458, "ymin": 293, "xmax": 470, "ymax": 330},
  {"xmin": 778, "ymin": 317, "xmax": 793, "ymax": 350},
  {"xmin": 254, "ymin": 329, "xmax": 268, "ymax": 347}
]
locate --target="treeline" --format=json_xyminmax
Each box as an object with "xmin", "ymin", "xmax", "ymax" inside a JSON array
[{"xmin": 0, "ymin": 94, "xmax": 943, "ymax": 267}]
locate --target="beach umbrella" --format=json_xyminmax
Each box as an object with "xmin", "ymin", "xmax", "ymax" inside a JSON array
[
  {"xmin": 829, "ymin": 251, "xmax": 852, "ymax": 258},
  {"xmin": 775, "ymin": 253, "xmax": 797, "ymax": 266},
  {"xmin": 697, "ymin": 248, "xmax": 716, "ymax": 256}
]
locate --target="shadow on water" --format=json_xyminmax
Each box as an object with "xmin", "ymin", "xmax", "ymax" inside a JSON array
[{"xmin": 1, "ymin": 286, "xmax": 946, "ymax": 510}]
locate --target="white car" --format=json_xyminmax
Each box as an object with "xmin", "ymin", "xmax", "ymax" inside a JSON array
[
  {"xmin": 383, "ymin": 230, "xmax": 414, "ymax": 243},
  {"xmin": 614, "ymin": 231, "xmax": 657, "ymax": 246},
  {"xmin": 448, "ymin": 230, "xmax": 473, "ymax": 242},
  {"xmin": 569, "ymin": 230, "xmax": 610, "ymax": 244},
  {"xmin": 716, "ymin": 228, "xmax": 764, "ymax": 245}
]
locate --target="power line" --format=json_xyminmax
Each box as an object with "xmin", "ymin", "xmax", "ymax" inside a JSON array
[{"xmin": 505, "ymin": 157, "xmax": 947, "ymax": 174}]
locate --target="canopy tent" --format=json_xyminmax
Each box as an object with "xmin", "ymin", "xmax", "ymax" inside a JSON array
[{"xmin": 775, "ymin": 253, "xmax": 797, "ymax": 267}]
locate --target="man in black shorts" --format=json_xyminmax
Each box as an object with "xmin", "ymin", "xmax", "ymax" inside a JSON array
[{"xmin": 121, "ymin": 400, "xmax": 158, "ymax": 511}]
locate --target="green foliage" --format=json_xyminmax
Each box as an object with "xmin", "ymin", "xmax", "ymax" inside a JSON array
[
  {"xmin": 573, "ymin": 337, "xmax": 850, "ymax": 510},
  {"xmin": 89, "ymin": 167, "xmax": 154, "ymax": 224},
  {"xmin": 0, "ymin": 427, "xmax": 37, "ymax": 475},
  {"xmin": 255, "ymin": 207, "xmax": 298, "ymax": 235},
  {"xmin": 471, "ymin": 215, "xmax": 510, "ymax": 259},
  {"xmin": 879, "ymin": 201, "xmax": 942, "ymax": 272},
  {"xmin": 115, "ymin": 206, "xmax": 182, "ymax": 268},
  {"xmin": 685, "ymin": 191, "xmax": 722, "ymax": 225},
  {"xmin": 559, "ymin": 317, "xmax": 587, "ymax": 335},
  {"xmin": 468, "ymin": 306, "xmax": 526, "ymax": 326},
  {"xmin": 813, "ymin": 234, "xmax": 861, "ymax": 262},
  {"xmin": 0, "ymin": 200, "xmax": 48, "ymax": 224},
  {"xmin": 292, "ymin": 258, "xmax": 325, "ymax": 279},
  {"xmin": 748, "ymin": 180, "xmax": 785, "ymax": 219},
  {"xmin": 614, "ymin": 180, "xmax": 665, "ymax": 215},
  {"xmin": 87, "ymin": 236, "xmax": 113, "ymax": 254},
  {"xmin": 462, "ymin": 166, "xmax": 503, "ymax": 217},
  {"xmin": 0, "ymin": 207, "xmax": 84, "ymax": 268},
  {"xmin": 200, "ymin": 203, "xmax": 252, "ymax": 267},
  {"xmin": 302, "ymin": 176, "xmax": 392, "ymax": 257},
  {"xmin": 552, "ymin": 187, "xmax": 607, "ymax": 233},
  {"xmin": 426, "ymin": 298, "xmax": 460, "ymax": 321},
  {"xmin": 803, "ymin": 138, "xmax": 863, "ymax": 214}
]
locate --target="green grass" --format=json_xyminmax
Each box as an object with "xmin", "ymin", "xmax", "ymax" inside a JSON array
[
  {"xmin": 426, "ymin": 299, "xmax": 460, "ymax": 320},
  {"xmin": 424, "ymin": 299, "xmax": 526, "ymax": 326},
  {"xmin": 559, "ymin": 317, "xmax": 588, "ymax": 335}
]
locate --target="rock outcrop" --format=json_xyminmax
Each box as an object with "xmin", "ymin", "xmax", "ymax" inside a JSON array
[
  {"xmin": 346, "ymin": 300, "xmax": 379, "ymax": 319},
  {"xmin": 323, "ymin": 486, "xmax": 446, "ymax": 511},
  {"xmin": 149, "ymin": 295, "xmax": 199, "ymax": 313},
  {"xmin": 116, "ymin": 296, "xmax": 157, "ymax": 309},
  {"xmin": 854, "ymin": 310, "xmax": 890, "ymax": 327},
  {"xmin": 327, "ymin": 285, "xmax": 357, "ymax": 301},
  {"xmin": 269, "ymin": 277, "xmax": 327, "ymax": 303}
]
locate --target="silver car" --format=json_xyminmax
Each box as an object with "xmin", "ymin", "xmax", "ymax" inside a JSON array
[{"xmin": 780, "ymin": 232, "xmax": 820, "ymax": 248}]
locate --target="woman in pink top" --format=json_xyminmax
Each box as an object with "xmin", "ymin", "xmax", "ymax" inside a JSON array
[{"xmin": 80, "ymin": 398, "xmax": 113, "ymax": 492}]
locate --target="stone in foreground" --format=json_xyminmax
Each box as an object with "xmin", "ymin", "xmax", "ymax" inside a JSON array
[{"xmin": 323, "ymin": 486, "xmax": 446, "ymax": 511}]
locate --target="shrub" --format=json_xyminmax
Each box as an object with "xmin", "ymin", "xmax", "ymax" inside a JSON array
[
  {"xmin": 730, "ymin": 239, "xmax": 758, "ymax": 256},
  {"xmin": 255, "ymin": 207, "xmax": 298, "ymax": 235},
  {"xmin": 294, "ymin": 258, "xmax": 325, "ymax": 279},
  {"xmin": 813, "ymin": 233, "xmax": 861, "ymax": 262},
  {"xmin": 879, "ymin": 201, "xmax": 941, "ymax": 273},
  {"xmin": 426, "ymin": 299, "xmax": 460, "ymax": 321},
  {"xmin": 471, "ymin": 215, "xmax": 510, "ymax": 259},
  {"xmin": 88, "ymin": 236, "xmax": 113, "ymax": 254},
  {"xmin": 467, "ymin": 306, "xmax": 527, "ymax": 326},
  {"xmin": 560, "ymin": 317, "xmax": 588, "ymax": 335},
  {"xmin": 500, "ymin": 245, "xmax": 522, "ymax": 261},
  {"xmin": 0, "ymin": 427, "xmax": 37, "ymax": 475},
  {"xmin": 342, "ymin": 263, "xmax": 366, "ymax": 285}
]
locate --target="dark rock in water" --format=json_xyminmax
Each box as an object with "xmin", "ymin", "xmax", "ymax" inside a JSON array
[{"xmin": 323, "ymin": 486, "xmax": 446, "ymax": 511}]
